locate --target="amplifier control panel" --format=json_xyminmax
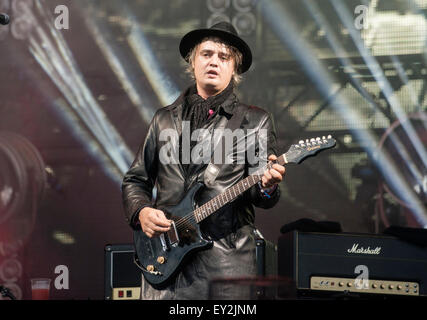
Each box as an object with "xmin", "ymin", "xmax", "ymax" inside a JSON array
[
  {"xmin": 112, "ymin": 287, "xmax": 141, "ymax": 300},
  {"xmin": 310, "ymin": 276, "xmax": 419, "ymax": 296}
]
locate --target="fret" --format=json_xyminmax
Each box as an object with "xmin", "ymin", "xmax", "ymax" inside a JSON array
[
  {"xmin": 195, "ymin": 208, "xmax": 199, "ymax": 222},
  {"xmin": 193, "ymin": 172, "xmax": 274, "ymax": 224},
  {"xmin": 194, "ymin": 208, "xmax": 199, "ymax": 222},
  {"xmin": 194, "ymin": 209, "xmax": 198, "ymax": 223}
]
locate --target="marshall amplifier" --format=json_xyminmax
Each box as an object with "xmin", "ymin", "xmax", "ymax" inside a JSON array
[
  {"xmin": 278, "ymin": 231, "xmax": 427, "ymax": 298},
  {"xmin": 104, "ymin": 244, "xmax": 141, "ymax": 300}
]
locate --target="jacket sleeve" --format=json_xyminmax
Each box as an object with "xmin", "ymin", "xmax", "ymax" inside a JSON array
[
  {"xmin": 248, "ymin": 111, "xmax": 281, "ymax": 209},
  {"xmin": 121, "ymin": 113, "xmax": 159, "ymax": 229}
]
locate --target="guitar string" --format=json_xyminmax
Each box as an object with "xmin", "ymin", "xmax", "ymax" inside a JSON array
[
  {"xmin": 173, "ymin": 172, "xmax": 264, "ymax": 231},
  {"xmin": 172, "ymin": 159, "xmax": 278, "ymax": 230},
  {"xmin": 167, "ymin": 139, "xmax": 332, "ymax": 232},
  {"xmin": 172, "ymin": 161, "xmax": 275, "ymax": 231},
  {"xmin": 173, "ymin": 166, "xmax": 268, "ymax": 230}
]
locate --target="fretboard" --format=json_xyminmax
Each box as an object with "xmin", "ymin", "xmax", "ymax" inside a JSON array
[{"xmin": 193, "ymin": 154, "xmax": 285, "ymax": 223}]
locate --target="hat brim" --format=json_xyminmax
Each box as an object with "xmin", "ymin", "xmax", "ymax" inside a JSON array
[{"xmin": 179, "ymin": 28, "xmax": 252, "ymax": 74}]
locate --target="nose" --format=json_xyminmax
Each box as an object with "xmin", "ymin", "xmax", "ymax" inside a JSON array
[{"xmin": 209, "ymin": 54, "xmax": 220, "ymax": 67}]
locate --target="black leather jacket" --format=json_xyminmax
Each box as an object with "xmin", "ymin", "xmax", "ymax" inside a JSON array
[
  {"xmin": 122, "ymin": 89, "xmax": 280, "ymax": 232},
  {"xmin": 121, "ymin": 89, "xmax": 280, "ymax": 299}
]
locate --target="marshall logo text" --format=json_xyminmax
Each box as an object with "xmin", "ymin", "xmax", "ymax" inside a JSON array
[{"xmin": 347, "ymin": 243, "xmax": 381, "ymax": 255}]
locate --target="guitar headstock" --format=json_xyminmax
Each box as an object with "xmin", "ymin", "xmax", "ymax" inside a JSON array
[{"xmin": 283, "ymin": 135, "xmax": 336, "ymax": 164}]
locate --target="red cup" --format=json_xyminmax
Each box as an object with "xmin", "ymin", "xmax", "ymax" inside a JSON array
[{"xmin": 31, "ymin": 278, "xmax": 51, "ymax": 300}]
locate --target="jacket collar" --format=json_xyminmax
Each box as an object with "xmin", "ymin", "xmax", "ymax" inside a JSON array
[{"xmin": 169, "ymin": 83, "xmax": 237, "ymax": 117}]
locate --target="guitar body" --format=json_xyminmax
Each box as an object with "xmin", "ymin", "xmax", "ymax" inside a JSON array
[{"xmin": 133, "ymin": 182, "xmax": 213, "ymax": 288}]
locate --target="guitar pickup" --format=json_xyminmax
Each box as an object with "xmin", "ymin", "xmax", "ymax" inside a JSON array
[{"xmin": 167, "ymin": 221, "xmax": 179, "ymax": 247}]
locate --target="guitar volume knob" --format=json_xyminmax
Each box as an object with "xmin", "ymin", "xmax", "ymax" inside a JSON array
[{"xmin": 157, "ymin": 256, "xmax": 166, "ymax": 264}]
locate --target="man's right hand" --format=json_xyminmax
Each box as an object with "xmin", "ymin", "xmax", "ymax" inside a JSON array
[{"xmin": 138, "ymin": 207, "xmax": 171, "ymax": 238}]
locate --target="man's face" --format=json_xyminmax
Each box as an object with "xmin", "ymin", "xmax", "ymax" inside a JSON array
[{"xmin": 192, "ymin": 40, "xmax": 235, "ymax": 96}]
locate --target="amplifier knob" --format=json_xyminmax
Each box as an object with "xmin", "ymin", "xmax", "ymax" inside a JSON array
[
  {"xmin": 397, "ymin": 285, "xmax": 402, "ymax": 290},
  {"xmin": 347, "ymin": 282, "xmax": 352, "ymax": 287},
  {"xmin": 147, "ymin": 265, "xmax": 155, "ymax": 272},
  {"xmin": 339, "ymin": 282, "xmax": 344, "ymax": 287},
  {"xmin": 389, "ymin": 285, "xmax": 394, "ymax": 290},
  {"xmin": 372, "ymin": 283, "xmax": 378, "ymax": 289},
  {"xmin": 380, "ymin": 284, "xmax": 386, "ymax": 289}
]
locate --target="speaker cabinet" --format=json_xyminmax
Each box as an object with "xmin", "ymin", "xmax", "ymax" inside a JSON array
[{"xmin": 104, "ymin": 244, "xmax": 141, "ymax": 300}]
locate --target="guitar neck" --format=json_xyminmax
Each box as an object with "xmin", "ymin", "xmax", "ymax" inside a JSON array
[{"xmin": 193, "ymin": 154, "xmax": 286, "ymax": 223}]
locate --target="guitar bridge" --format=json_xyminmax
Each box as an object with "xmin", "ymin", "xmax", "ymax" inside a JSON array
[{"xmin": 159, "ymin": 234, "xmax": 168, "ymax": 251}]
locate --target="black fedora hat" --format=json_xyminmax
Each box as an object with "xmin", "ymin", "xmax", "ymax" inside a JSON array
[{"xmin": 179, "ymin": 21, "xmax": 252, "ymax": 74}]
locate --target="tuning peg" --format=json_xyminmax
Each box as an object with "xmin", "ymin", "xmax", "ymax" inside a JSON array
[
  {"xmin": 327, "ymin": 135, "xmax": 332, "ymax": 139},
  {"xmin": 322, "ymin": 136, "xmax": 326, "ymax": 140},
  {"xmin": 316, "ymin": 137, "xmax": 321, "ymax": 140},
  {"xmin": 299, "ymin": 140, "xmax": 304, "ymax": 144},
  {"xmin": 310, "ymin": 138, "xmax": 315, "ymax": 142}
]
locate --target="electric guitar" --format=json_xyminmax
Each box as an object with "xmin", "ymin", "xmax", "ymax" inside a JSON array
[{"xmin": 133, "ymin": 136, "xmax": 336, "ymax": 288}]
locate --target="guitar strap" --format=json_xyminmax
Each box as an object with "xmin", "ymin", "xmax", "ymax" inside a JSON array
[{"xmin": 204, "ymin": 103, "xmax": 248, "ymax": 187}]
